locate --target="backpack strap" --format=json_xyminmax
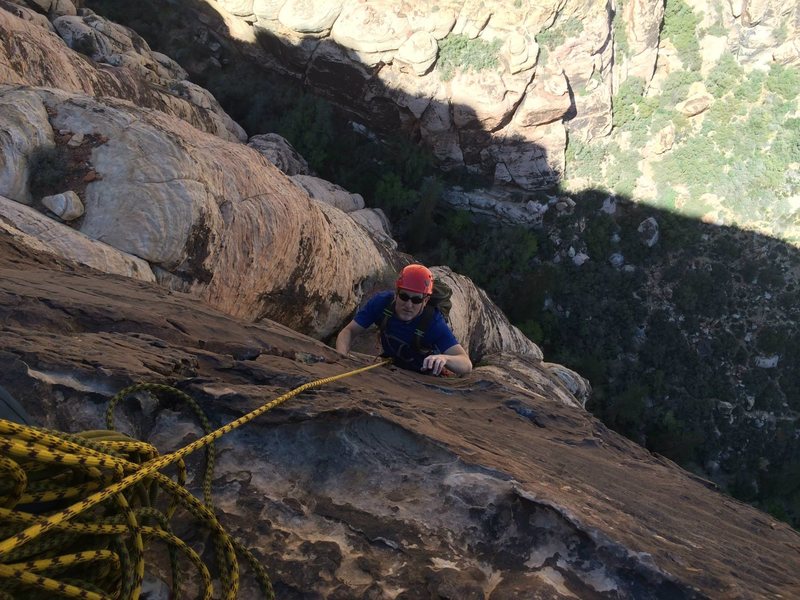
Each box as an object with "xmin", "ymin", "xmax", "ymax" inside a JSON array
[
  {"xmin": 378, "ymin": 294, "xmax": 395, "ymax": 334},
  {"xmin": 411, "ymin": 305, "xmax": 437, "ymax": 354}
]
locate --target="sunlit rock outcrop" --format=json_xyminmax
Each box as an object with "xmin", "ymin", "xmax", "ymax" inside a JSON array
[
  {"xmin": 432, "ymin": 266, "xmax": 542, "ymax": 363},
  {"xmin": 0, "ymin": 3, "xmax": 246, "ymax": 142},
  {"xmin": 0, "ymin": 84, "xmax": 396, "ymax": 338},
  {"xmin": 125, "ymin": 0, "xmax": 798, "ymax": 199}
]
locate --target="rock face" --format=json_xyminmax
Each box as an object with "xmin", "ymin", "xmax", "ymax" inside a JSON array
[
  {"xmin": 1, "ymin": 232, "xmax": 799, "ymax": 599},
  {"xmin": 0, "ymin": 3, "xmax": 246, "ymax": 142},
  {"xmin": 0, "ymin": 194, "xmax": 155, "ymax": 280},
  {"xmin": 0, "ymin": 84, "xmax": 394, "ymax": 338},
  {"xmin": 0, "ymin": 4, "xmax": 544, "ymax": 365},
  {"xmin": 96, "ymin": 0, "xmax": 798, "ymax": 207},
  {"xmin": 248, "ymin": 132, "xmax": 311, "ymax": 176}
]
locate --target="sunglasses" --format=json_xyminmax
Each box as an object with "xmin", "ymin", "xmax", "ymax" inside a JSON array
[{"xmin": 397, "ymin": 291, "xmax": 426, "ymax": 304}]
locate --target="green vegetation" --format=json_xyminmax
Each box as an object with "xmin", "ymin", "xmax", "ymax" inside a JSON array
[
  {"xmin": 612, "ymin": 77, "xmax": 647, "ymax": 130},
  {"xmin": 605, "ymin": 145, "xmax": 641, "ymax": 197},
  {"xmin": 652, "ymin": 65, "xmax": 799, "ymax": 218},
  {"xmin": 437, "ymin": 34, "xmax": 502, "ymax": 81},
  {"xmin": 662, "ymin": 0, "xmax": 702, "ymax": 71},
  {"xmin": 766, "ymin": 63, "xmax": 800, "ymax": 99},
  {"xmin": 564, "ymin": 136, "xmax": 605, "ymax": 183},
  {"xmin": 613, "ymin": 5, "xmax": 630, "ymax": 58},
  {"xmin": 536, "ymin": 17, "xmax": 584, "ymax": 49},
  {"xmin": 27, "ymin": 146, "xmax": 70, "ymax": 200},
  {"xmin": 706, "ymin": 53, "xmax": 744, "ymax": 98}
]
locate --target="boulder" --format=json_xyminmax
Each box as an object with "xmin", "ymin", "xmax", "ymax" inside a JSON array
[
  {"xmin": 41, "ymin": 190, "xmax": 84, "ymax": 220},
  {"xmin": 17, "ymin": 0, "xmax": 75, "ymax": 17},
  {"xmin": 0, "ymin": 86, "xmax": 54, "ymax": 202},
  {"xmin": 505, "ymin": 32, "xmax": 538, "ymax": 74},
  {"xmin": 218, "ymin": 0, "xmax": 255, "ymax": 18},
  {"xmin": 617, "ymin": 0, "xmax": 665, "ymax": 83},
  {"xmin": 278, "ymin": 0, "xmax": 343, "ymax": 34},
  {"xmin": 395, "ymin": 31, "xmax": 438, "ymax": 76},
  {"xmin": 676, "ymin": 91, "xmax": 713, "ymax": 117},
  {"xmin": 637, "ymin": 216, "xmax": 659, "ymax": 247},
  {"xmin": 432, "ymin": 266, "xmax": 542, "ymax": 361},
  {"xmin": 0, "ymin": 85, "xmax": 390, "ymax": 337},
  {"xmin": 291, "ymin": 174, "xmax": 364, "ymax": 213},
  {"xmin": 349, "ymin": 207, "xmax": 396, "ymax": 250},
  {"xmin": 0, "ymin": 194, "xmax": 155, "ymax": 281},
  {"xmin": 248, "ymin": 133, "xmax": 311, "ymax": 175},
  {"xmin": 0, "ymin": 85, "xmax": 538, "ymax": 360},
  {"xmin": 331, "ymin": 1, "xmax": 409, "ymax": 54},
  {"xmin": 253, "ymin": 0, "xmax": 286, "ymax": 22},
  {"xmin": 514, "ymin": 70, "xmax": 572, "ymax": 127}
]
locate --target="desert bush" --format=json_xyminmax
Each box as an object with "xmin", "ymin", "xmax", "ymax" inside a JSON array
[
  {"xmin": 766, "ymin": 63, "xmax": 800, "ymax": 100},
  {"xmin": 613, "ymin": 77, "xmax": 646, "ymax": 130},
  {"xmin": 662, "ymin": 0, "xmax": 701, "ymax": 71},
  {"xmin": 373, "ymin": 173, "xmax": 418, "ymax": 222},
  {"xmin": 565, "ymin": 137, "xmax": 606, "ymax": 183},
  {"xmin": 27, "ymin": 146, "xmax": 70, "ymax": 200},
  {"xmin": 606, "ymin": 146, "xmax": 641, "ymax": 196},
  {"xmin": 706, "ymin": 52, "xmax": 744, "ymax": 98},
  {"xmin": 437, "ymin": 34, "xmax": 501, "ymax": 81},
  {"xmin": 613, "ymin": 11, "xmax": 630, "ymax": 58},
  {"xmin": 536, "ymin": 17, "xmax": 583, "ymax": 49}
]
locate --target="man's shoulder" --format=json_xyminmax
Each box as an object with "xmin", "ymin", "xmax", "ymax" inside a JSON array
[
  {"xmin": 424, "ymin": 307, "xmax": 458, "ymax": 349},
  {"xmin": 428, "ymin": 308, "xmax": 452, "ymax": 330},
  {"xmin": 365, "ymin": 290, "xmax": 394, "ymax": 313},
  {"xmin": 355, "ymin": 290, "xmax": 394, "ymax": 327},
  {"xmin": 371, "ymin": 290, "xmax": 395, "ymax": 303}
]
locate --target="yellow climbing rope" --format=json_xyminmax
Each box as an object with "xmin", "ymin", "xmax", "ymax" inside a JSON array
[{"xmin": 0, "ymin": 359, "xmax": 390, "ymax": 600}]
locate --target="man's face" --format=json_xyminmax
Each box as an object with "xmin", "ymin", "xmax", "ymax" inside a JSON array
[{"xmin": 394, "ymin": 288, "xmax": 428, "ymax": 321}]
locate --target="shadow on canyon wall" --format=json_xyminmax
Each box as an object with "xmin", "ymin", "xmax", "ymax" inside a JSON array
[{"xmin": 79, "ymin": 0, "xmax": 800, "ymax": 526}]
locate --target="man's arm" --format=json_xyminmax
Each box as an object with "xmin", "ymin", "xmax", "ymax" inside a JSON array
[
  {"xmin": 422, "ymin": 344, "xmax": 472, "ymax": 376},
  {"xmin": 336, "ymin": 320, "xmax": 367, "ymax": 356}
]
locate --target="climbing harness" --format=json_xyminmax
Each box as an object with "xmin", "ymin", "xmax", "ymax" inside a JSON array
[{"xmin": 0, "ymin": 359, "xmax": 390, "ymax": 599}]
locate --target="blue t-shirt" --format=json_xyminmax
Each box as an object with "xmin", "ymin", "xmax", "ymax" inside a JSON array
[{"xmin": 354, "ymin": 291, "xmax": 459, "ymax": 372}]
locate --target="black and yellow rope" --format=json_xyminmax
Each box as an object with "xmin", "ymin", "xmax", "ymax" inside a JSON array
[{"xmin": 0, "ymin": 359, "xmax": 389, "ymax": 599}]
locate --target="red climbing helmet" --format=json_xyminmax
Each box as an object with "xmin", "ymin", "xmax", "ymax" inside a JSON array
[{"xmin": 396, "ymin": 264, "xmax": 434, "ymax": 295}]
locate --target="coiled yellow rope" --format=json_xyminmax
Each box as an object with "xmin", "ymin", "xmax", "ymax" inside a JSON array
[{"xmin": 0, "ymin": 359, "xmax": 390, "ymax": 599}]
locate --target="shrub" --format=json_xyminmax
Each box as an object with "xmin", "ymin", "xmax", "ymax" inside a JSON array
[
  {"xmin": 658, "ymin": 70, "xmax": 702, "ymax": 109},
  {"xmin": 565, "ymin": 137, "xmax": 606, "ymax": 183},
  {"xmin": 766, "ymin": 63, "xmax": 800, "ymax": 100},
  {"xmin": 606, "ymin": 146, "xmax": 641, "ymax": 196},
  {"xmin": 613, "ymin": 11, "xmax": 630, "ymax": 58},
  {"xmin": 373, "ymin": 173, "xmax": 418, "ymax": 222},
  {"xmin": 734, "ymin": 69, "xmax": 766, "ymax": 102},
  {"xmin": 662, "ymin": 0, "xmax": 702, "ymax": 71},
  {"xmin": 437, "ymin": 34, "xmax": 501, "ymax": 81},
  {"xmin": 613, "ymin": 77, "xmax": 646, "ymax": 129},
  {"xmin": 536, "ymin": 17, "xmax": 584, "ymax": 49},
  {"xmin": 276, "ymin": 94, "xmax": 334, "ymax": 173},
  {"xmin": 706, "ymin": 52, "xmax": 744, "ymax": 98},
  {"xmin": 27, "ymin": 146, "xmax": 70, "ymax": 200}
]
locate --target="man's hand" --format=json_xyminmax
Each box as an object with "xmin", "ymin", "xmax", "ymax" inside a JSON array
[
  {"xmin": 425, "ymin": 345, "xmax": 472, "ymax": 376},
  {"xmin": 421, "ymin": 354, "xmax": 449, "ymax": 376}
]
